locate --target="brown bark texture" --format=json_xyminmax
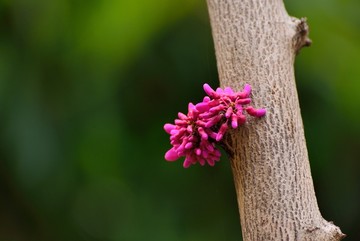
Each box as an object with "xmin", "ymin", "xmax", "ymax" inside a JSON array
[{"xmin": 206, "ymin": 0, "xmax": 345, "ymax": 240}]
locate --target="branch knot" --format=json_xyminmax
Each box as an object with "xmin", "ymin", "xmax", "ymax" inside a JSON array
[{"xmin": 292, "ymin": 17, "xmax": 312, "ymax": 54}]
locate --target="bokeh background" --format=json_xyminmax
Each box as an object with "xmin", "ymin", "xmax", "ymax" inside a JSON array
[{"xmin": 0, "ymin": 0, "xmax": 359, "ymax": 240}]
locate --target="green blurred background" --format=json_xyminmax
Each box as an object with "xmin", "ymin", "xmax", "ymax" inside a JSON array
[{"xmin": 0, "ymin": 0, "xmax": 359, "ymax": 240}]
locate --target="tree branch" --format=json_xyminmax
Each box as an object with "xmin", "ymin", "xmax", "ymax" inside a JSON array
[{"xmin": 206, "ymin": 0, "xmax": 345, "ymax": 240}]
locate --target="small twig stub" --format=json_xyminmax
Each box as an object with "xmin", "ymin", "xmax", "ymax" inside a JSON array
[{"xmin": 293, "ymin": 17, "xmax": 312, "ymax": 54}]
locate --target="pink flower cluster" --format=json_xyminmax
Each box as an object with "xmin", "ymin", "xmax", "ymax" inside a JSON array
[{"xmin": 164, "ymin": 83, "xmax": 266, "ymax": 168}]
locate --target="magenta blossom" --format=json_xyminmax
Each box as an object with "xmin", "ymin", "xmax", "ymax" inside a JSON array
[
  {"xmin": 164, "ymin": 103, "xmax": 221, "ymax": 168},
  {"xmin": 164, "ymin": 83, "xmax": 266, "ymax": 168},
  {"xmin": 196, "ymin": 83, "xmax": 266, "ymax": 141}
]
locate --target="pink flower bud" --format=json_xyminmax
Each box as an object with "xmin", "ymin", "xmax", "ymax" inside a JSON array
[
  {"xmin": 231, "ymin": 114, "xmax": 238, "ymax": 128},
  {"xmin": 202, "ymin": 149, "xmax": 209, "ymax": 158},
  {"xmin": 214, "ymin": 149, "xmax": 221, "ymax": 158},
  {"xmin": 236, "ymin": 98, "xmax": 251, "ymax": 105},
  {"xmin": 164, "ymin": 123, "xmax": 176, "ymax": 134},
  {"xmin": 198, "ymin": 127, "xmax": 208, "ymax": 140},
  {"xmin": 165, "ymin": 148, "xmax": 179, "ymax": 161},
  {"xmin": 207, "ymin": 158, "xmax": 215, "ymax": 166},
  {"xmin": 188, "ymin": 136, "xmax": 195, "ymax": 142},
  {"xmin": 225, "ymin": 107, "xmax": 233, "ymax": 118},
  {"xmin": 203, "ymin": 83, "xmax": 218, "ymax": 98},
  {"xmin": 199, "ymin": 112, "xmax": 214, "ymax": 119},
  {"xmin": 216, "ymin": 123, "xmax": 228, "ymax": 141},
  {"xmin": 203, "ymin": 96, "xmax": 210, "ymax": 102},
  {"xmin": 243, "ymin": 84, "xmax": 252, "ymax": 96},
  {"xmin": 185, "ymin": 142, "xmax": 193, "ymax": 149},
  {"xmin": 186, "ymin": 125, "xmax": 192, "ymax": 133},
  {"xmin": 237, "ymin": 114, "xmax": 246, "ymax": 125},
  {"xmin": 198, "ymin": 158, "xmax": 206, "ymax": 166},
  {"xmin": 175, "ymin": 119, "xmax": 187, "ymax": 125},
  {"xmin": 178, "ymin": 112, "xmax": 187, "ymax": 120},
  {"xmin": 205, "ymin": 115, "xmax": 222, "ymax": 128},
  {"xmin": 188, "ymin": 103, "xmax": 198, "ymax": 115},
  {"xmin": 224, "ymin": 87, "xmax": 234, "ymax": 94},
  {"xmin": 205, "ymin": 142, "xmax": 214, "ymax": 152},
  {"xmin": 196, "ymin": 120, "xmax": 207, "ymax": 126},
  {"xmin": 209, "ymin": 105, "xmax": 225, "ymax": 113},
  {"xmin": 206, "ymin": 129, "xmax": 218, "ymax": 139},
  {"xmin": 183, "ymin": 157, "xmax": 192, "ymax": 168},
  {"xmin": 246, "ymin": 106, "xmax": 266, "ymax": 117},
  {"xmin": 170, "ymin": 129, "xmax": 179, "ymax": 135},
  {"xmin": 196, "ymin": 102, "xmax": 210, "ymax": 112}
]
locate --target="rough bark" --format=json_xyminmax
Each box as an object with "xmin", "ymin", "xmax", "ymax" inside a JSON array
[{"xmin": 206, "ymin": 0, "xmax": 345, "ymax": 240}]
